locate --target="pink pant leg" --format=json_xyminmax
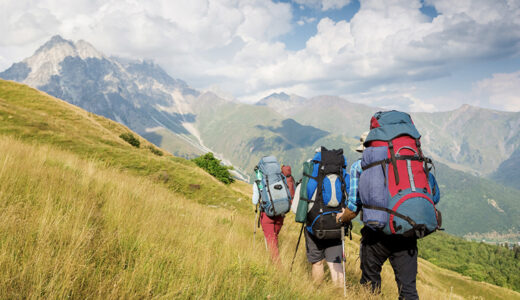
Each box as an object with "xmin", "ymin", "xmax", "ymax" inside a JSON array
[{"xmin": 260, "ymin": 213, "xmax": 284, "ymax": 262}]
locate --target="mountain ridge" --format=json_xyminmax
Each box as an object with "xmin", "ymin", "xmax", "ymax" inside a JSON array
[{"xmin": 1, "ymin": 36, "xmax": 520, "ymax": 238}]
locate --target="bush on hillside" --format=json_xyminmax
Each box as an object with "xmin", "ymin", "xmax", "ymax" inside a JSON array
[
  {"xmin": 147, "ymin": 145, "xmax": 163, "ymax": 156},
  {"xmin": 119, "ymin": 133, "xmax": 140, "ymax": 148},
  {"xmin": 192, "ymin": 152, "xmax": 234, "ymax": 184}
]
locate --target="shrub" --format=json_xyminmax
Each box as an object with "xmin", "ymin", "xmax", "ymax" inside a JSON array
[
  {"xmin": 119, "ymin": 133, "xmax": 140, "ymax": 148},
  {"xmin": 147, "ymin": 145, "xmax": 163, "ymax": 156},
  {"xmin": 192, "ymin": 152, "xmax": 234, "ymax": 184}
]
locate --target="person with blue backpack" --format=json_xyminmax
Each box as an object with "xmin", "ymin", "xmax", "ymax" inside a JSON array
[
  {"xmin": 252, "ymin": 156, "xmax": 293, "ymax": 262},
  {"xmin": 299, "ymin": 147, "xmax": 350, "ymax": 287},
  {"xmin": 337, "ymin": 112, "xmax": 442, "ymax": 300}
]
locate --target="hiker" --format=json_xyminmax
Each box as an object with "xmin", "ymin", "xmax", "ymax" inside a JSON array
[
  {"xmin": 252, "ymin": 157, "xmax": 293, "ymax": 262},
  {"xmin": 338, "ymin": 112, "xmax": 441, "ymax": 300},
  {"xmin": 300, "ymin": 147, "xmax": 350, "ymax": 287}
]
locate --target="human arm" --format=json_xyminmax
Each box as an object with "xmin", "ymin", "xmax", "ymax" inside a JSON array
[
  {"xmin": 347, "ymin": 160, "xmax": 362, "ymax": 212},
  {"xmin": 337, "ymin": 160, "xmax": 362, "ymax": 223}
]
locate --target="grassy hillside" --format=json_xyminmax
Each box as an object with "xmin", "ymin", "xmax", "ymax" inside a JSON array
[
  {"xmin": 4, "ymin": 136, "xmax": 519, "ymax": 299},
  {"xmin": 1, "ymin": 79, "xmax": 519, "ymax": 299},
  {"xmin": 492, "ymin": 147, "xmax": 520, "ymax": 189},
  {"xmin": 434, "ymin": 163, "xmax": 520, "ymax": 236},
  {"xmin": 418, "ymin": 232, "xmax": 520, "ymax": 292},
  {"xmin": 192, "ymin": 93, "xmax": 355, "ymax": 178}
]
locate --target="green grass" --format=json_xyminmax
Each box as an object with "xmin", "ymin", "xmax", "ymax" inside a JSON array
[
  {"xmin": 0, "ymin": 80, "xmax": 244, "ymax": 209},
  {"xmin": 1, "ymin": 79, "xmax": 519, "ymax": 299},
  {"xmin": 419, "ymin": 232, "xmax": 520, "ymax": 291}
]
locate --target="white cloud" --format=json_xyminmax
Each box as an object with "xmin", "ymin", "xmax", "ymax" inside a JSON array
[
  {"xmin": 1, "ymin": 0, "xmax": 520, "ymax": 112},
  {"xmin": 344, "ymin": 85, "xmax": 439, "ymax": 112},
  {"xmin": 474, "ymin": 71, "xmax": 520, "ymax": 111},
  {"xmin": 297, "ymin": 16, "xmax": 317, "ymax": 26}
]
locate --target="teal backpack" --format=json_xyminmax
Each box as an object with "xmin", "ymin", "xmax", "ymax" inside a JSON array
[{"xmin": 255, "ymin": 156, "xmax": 291, "ymax": 217}]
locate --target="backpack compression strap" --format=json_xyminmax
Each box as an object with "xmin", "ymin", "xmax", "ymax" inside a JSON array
[
  {"xmin": 300, "ymin": 169, "xmax": 317, "ymax": 203},
  {"xmin": 361, "ymin": 156, "xmax": 432, "ymax": 171},
  {"xmin": 388, "ymin": 141, "xmax": 399, "ymax": 185},
  {"xmin": 264, "ymin": 175, "xmax": 277, "ymax": 215},
  {"xmin": 362, "ymin": 204, "xmax": 417, "ymax": 227}
]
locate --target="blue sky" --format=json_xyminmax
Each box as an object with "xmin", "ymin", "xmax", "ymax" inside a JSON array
[
  {"xmin": 0, "ymin": 0, "xmax": 519, "ymax": 112},
  {"xmin": 277, "ymin": 0, "xmax": 362, "ymax": 50}
]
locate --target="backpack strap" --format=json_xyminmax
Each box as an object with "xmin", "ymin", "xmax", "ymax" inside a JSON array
[
  {"xmin": 362, "ymin": 156, "xmax": 428, "ymax": 171},
  {"xmin": 303, "ymin": 171, "xmax": 318, "ymax": 181},
  {"xmin": 315, "ymin": 160, "xmax": 325, "ymax": 206},
  {"xmin": 388, "ymin": 140, "xmax": 400, "ymax": 185},
  {"xmin": 362, "ymin": 204, "xmax": 417, "ymax": 227},
  {"xmin": 264, "ymin": 175, "xmax": 277, "ymax": 215},
  {"xmin": 338, "ymin": 163, "xmax": 348, "ymax": 208},
  {"xmin": 415, "ymin": 138, "xmax": 432, "ymax": 184}
]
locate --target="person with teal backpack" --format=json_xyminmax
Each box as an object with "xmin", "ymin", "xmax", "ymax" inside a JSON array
[
  {"xmin": 252, "ymin": 156, "xmax": 293, "ymax": 262},
  {"xmin": 338, "ymin": 112, "xmax": 442, "ymax": 300}
]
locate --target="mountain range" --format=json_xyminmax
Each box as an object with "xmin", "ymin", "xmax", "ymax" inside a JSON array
[{"xmin": 1, "ymin": 35, "xmax": 519, "ymax": 239}]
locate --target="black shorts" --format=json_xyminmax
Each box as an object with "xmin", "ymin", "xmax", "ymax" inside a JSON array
[{"xmin": 304, "ymin": 229, "xmax": 342, "ymax": 263}]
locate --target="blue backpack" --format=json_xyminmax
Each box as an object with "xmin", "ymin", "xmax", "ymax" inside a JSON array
[
  {"xmin": 256, "ymin": 156, "xmax": 291, "ymax": 217},
  {"xmin": 305, "ymin": 147, "xmax": 350, "ymax": 239}
]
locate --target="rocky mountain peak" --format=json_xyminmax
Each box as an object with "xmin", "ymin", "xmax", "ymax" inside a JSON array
[
  {"xmin": 34, "ymin": 35, "xmax": 73, "ymax": 54},
  {"xmin": 13, "ymin": 35, "xmax": 106, "ymax": 87},
  {"xmin": 268, "ymin": 92, "xmax": 290, "ymax": 100},
  {"xmin": 75, "ymin": 40, "xmax": 104, "ymax": 60}
]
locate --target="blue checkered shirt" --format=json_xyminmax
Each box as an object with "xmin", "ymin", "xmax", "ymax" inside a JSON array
[{"xmin": 347, "ymin": 159, "xmax": 363, "ymax": 212}]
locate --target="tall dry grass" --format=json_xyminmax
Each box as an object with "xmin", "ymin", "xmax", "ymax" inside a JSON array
[
  {"xmin": 0, "ymin": 135, "xmax": 518, "ymax": 299},
  {"xmin": 0, "ymin": 136, "xmax": 375, "ymax": 299}
]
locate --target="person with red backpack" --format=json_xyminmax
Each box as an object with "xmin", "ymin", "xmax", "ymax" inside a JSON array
[
  {"xmin": 252, "ymin": 157, "xmax": 295, "ymax": 262},
  {"xmin": 338, "ymin": 112, "xmax": 441, "ymax": 300}
]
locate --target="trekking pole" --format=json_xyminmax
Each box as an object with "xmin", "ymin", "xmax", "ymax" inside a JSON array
[
  {"xmin": 341, "ymin": 225, "xmax": 347, "ymax": 297},
  {"xmin": 290, "ymin": 223, "xmax": 305, "ymax": 273}
]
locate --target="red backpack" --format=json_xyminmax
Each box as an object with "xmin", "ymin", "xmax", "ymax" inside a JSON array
[
  {"xmin": 281, "ymin": 165, "xmax": 295, "ymax": 202},
  {"xmin": 359, "ymin": 111, "xmax": 442, "ymax": 238}
]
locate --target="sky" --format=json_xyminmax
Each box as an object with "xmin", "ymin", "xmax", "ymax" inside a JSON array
[{"xmin": 1, "ymin": 0, "xmax": 520, "ymax": 112}]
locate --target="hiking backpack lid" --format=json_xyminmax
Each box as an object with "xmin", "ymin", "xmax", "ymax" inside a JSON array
[
  {"xmin": 256, "ymin": 156, "xmax": 291, "ymax": 217},
  {"xmin": 359, "ymin": 111, "xmax": 441, "ymax": 239},
  {"xmin": 305, "ymin": 147, "xmax": 350, "ymax": 239},
  {"xmin": 365, "ymin": 110, "xmax": 421, "ymax": 146}
]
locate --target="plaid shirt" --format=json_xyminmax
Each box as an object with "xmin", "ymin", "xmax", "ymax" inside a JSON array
[{"xmin": 347, "ymin": 159, "xmax": 363, "ymax": 212}]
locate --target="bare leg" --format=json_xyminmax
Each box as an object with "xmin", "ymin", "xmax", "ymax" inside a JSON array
[
  {"xmin": 311, "ymin": 260, "xmax": 325, "ymax": 284},
  {"xmin": 327, "ymin": 262, "xmax": 344, "ymax": 286}
]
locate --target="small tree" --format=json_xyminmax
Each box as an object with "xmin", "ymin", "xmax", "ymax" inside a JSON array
[
  {"xmin": 119, "ymin": 133, "xmax": 140, "ymax": 148},
  {"xmin": 192, "ymin": 152, "xmax": 235, "ymax": 184}
]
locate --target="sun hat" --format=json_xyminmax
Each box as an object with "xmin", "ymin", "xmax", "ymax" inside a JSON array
[{"xmin": 356, "ymin": 131, "xmax": 369, "ymax": 153}]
